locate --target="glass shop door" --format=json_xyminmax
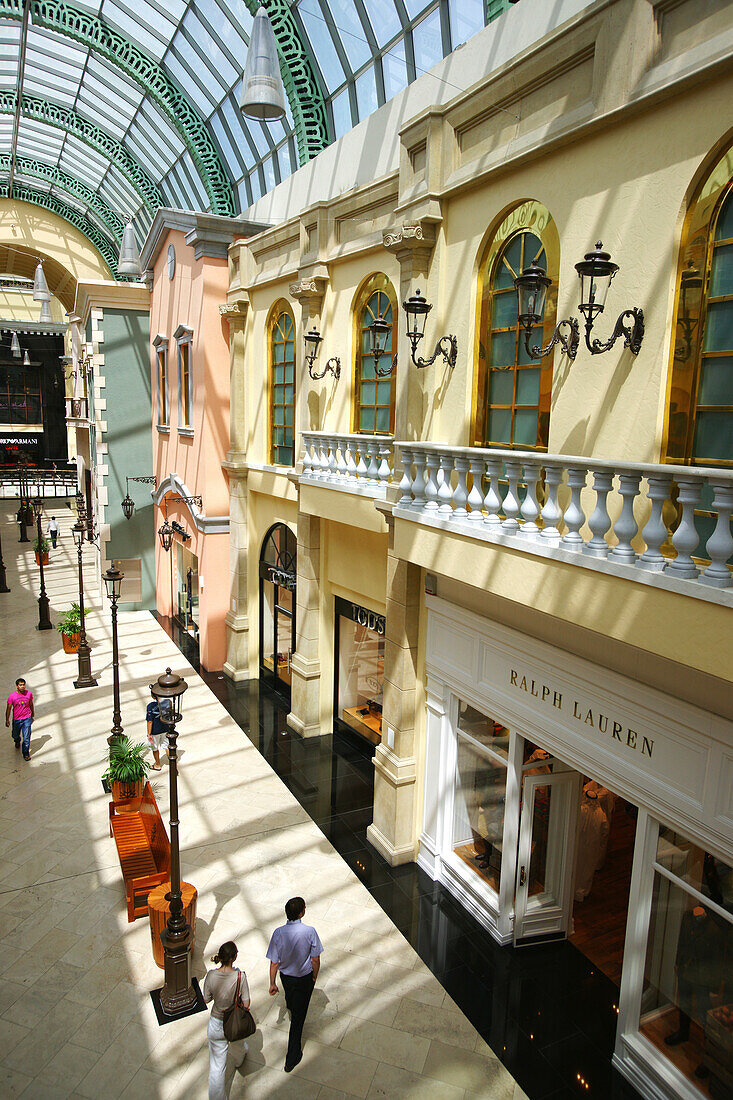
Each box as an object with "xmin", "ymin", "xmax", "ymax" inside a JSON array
[{"xmin": 514, "ymin": 768, "xmax": 581, "ymax": 945}]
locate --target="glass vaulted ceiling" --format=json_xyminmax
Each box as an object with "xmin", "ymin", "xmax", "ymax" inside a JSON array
[{"xmin": 0, "ymin": 1, "xmax": 511, "ymax": 259}]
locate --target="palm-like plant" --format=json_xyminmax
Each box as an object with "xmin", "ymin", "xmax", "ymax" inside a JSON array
[{"xmin": 103, "ymin": 737, "xmax": 151, "ymax": 786}]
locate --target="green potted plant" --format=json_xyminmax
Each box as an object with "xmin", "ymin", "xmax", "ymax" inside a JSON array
[
  {"xmin": 33, "ymin": 534, "xmax": 50, "ymax": 566},
  {"xmin": 57, "ymin": 603, "xmax": 82, "ymax": 654},
  {"xmin": 103, "ymin": 737, "xmax": 151, "ymax": 808}
]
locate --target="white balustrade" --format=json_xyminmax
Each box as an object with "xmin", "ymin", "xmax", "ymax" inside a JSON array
[
  {"xmin": 300, "ymin": 432, "xmax": 395, "ymax": 495},
  {"xmin": 390, "ymin": 440, "xmax": 733, "ymax": 594}
]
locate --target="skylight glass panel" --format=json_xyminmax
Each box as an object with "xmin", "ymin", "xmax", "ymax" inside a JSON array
[
  {"xmin": 209, "ymin": 110, "xmax": 249, "ymax": 178},
  {"xmin": 84, "ymin": 54, "xmax": 145, "ymax": 108},
  {"xmin": 361, "ymin": 0, "xmax": 402, "ymax": 48},
  {"xmin": 324, "ymin": 0, "xmax": 371, "ymax": 71},
  {"xmin": 355, "ymin": 65, "xmax": 378, "ymax": 120},
  {"xmin": 218, "ymin": 96, "xmax": 256, "ymax": 170},
  {"xmin": 177, "ymin": 11, "xmax": 239, "ymax": 91},
  {"xmin": 382, "ymin": 39, "xmax": 408, "ymax": 101},
  {"xmin": 296, "ymin": 1, "xmax": 345, "ymax": 93},
  {"xmin": 100, "ymin": 3, "xmax": 170, "ymax": 60},
  {"xmin": 195, "ymin": 0, "xmax": 253, "ymax": 43},
  {"xmin": 100, "ymin": 172, "xmax": 142, "ymax": 216},
  {"xmin": 101, "ymin": 0, "xmax": 185, "ymax": 38},
  {"xmin": 448, "ymin": 0, "xmax": 485, "ymax": 48},
  {"xmin": 249, "ymin": 168, "xmax": 262, "ymax": 203},
  {"xmin": 331, "ymin": 86, "xmax": 352, "ymax": 139},
  {"xmin": 162, "ymin": 48, "xmax": 219, "ymax": 117},
  {"xmin": 277, "ymin": 140, "xmax": 295, "ymax": 179},
  {"xmin": 262, "ymin": 153, "xmax": 277, "ymax": 193},
  {"xmin": 60, "ymin": 137, "xmax": 110, "ymax": 179},
  {"xmin": 413, "ymin": 7, "xmax": 443, "ymax": 76},
  {"xmin": 403, "ymin": 0, "xmax": 433, "ymax": 19}
]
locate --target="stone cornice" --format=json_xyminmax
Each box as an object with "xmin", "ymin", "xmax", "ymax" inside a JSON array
[
  {"xmin": 75, "ymin": 280, "xmax": 150, "ymax": 326},
  {"xmin": 139, "ymin": 207, "xmax": 270, "ymax": 271}
]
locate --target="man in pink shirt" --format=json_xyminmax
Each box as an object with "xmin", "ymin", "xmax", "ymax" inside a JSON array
[{"xmin": 5, "ymin": 678, "xmax": 34, "ymax": 760}]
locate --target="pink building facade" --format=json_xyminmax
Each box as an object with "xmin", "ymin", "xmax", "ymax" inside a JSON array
[{"xmin": 141, "ymin": 211, "xmax": 246, "ymax": 671}]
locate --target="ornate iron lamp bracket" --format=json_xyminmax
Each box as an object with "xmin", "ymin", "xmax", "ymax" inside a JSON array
[
  {"xmin": 409, "ymin": 334, "xmax": 458, "ymax": 370},
  {"xmin": 307, "ymin": 354, "xmax": 341, "ymax": 381},
  {"xmin": 585, "ymin": 308, "xmax": 645, "ymax": 356},
  {"xmin": 524, "ymin": 317, "xmax": 580, "ymax": 361}
]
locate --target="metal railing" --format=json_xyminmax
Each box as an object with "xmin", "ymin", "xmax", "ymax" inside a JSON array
[{"xmin": 0, "ymin": 468, "xmax": 78, "ymax": 499}]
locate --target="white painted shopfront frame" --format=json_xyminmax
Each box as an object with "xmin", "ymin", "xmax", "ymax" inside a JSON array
[{"xmin": 419, "ymin": 595, "xmax": 733, "ymax": 1100}]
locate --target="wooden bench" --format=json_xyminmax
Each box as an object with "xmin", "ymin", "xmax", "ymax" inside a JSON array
[{"xmin": 109, "ymin": 782, "xmax": 170, "ymax": 922}]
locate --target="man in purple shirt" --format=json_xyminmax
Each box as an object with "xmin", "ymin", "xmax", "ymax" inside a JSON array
[
  {"xmin": 267, "ymin": 896, "xmax": 324, "ymax": 1072},
  {"xmin": 5, "ymin": 677, "xmax": 34, "ymax": 761}
]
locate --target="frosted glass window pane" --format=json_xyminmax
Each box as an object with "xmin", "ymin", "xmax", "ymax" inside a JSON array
[
  {"xmin": 403, "ymin": 0, "xmax": 431, "ymax": 18},
  {"xmin": 488, "ymin": 407, "xmax": 511, "ymax": 443},
  {"xmin": 693, "ymin": 411, "xmax": 733, "ymax": 461},
  {"xmin": 710, "ymin": 243, "xmax": 733, "ymax": 297},
  {"xmin": 514, "ymin": 409, "xmax": 539, "ymax": 447},
  {"xmin": 298, "ymin": 2, "xmax": 345, "ymax": 92},
  {"xmin": 703, "ymin": 301, "xmax": 733, "ymax": 353},
  {"xmin": 488, "ymin": 369, "xmax": 513, "ymax": 405},
  {"xmin": 413, "ymin": 8, "xmax": 443, "ymax": 75},
  {"xmin": 492, "ymin": 291, "xmax": 517, "ymax": 329},
  {"xmin": 489, "ymin": 330, "xmax": 516, "ymax": 368},
  {"xmin": 449, "ymin": 0, "xmax": 485, "ymax": 47},
  {"xmin": 383, "ymin": 40, "xmax": 408, "ymax": 101},
  {"xmin": 355, "ymin": 66, "xmax": 378, "ymax": 119},
  {"xmin": 516, "ymin": 368, "xmax": 541, "ymax": 405},
  {"xmin": 332, "ymin": 88, "xmax": 352, "ymax": 138},
  {"xmin": 698, "ymin": 357, "xmax": 733, "ymax": 405}
]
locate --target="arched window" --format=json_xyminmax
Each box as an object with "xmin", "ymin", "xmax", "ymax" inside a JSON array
[
  {"xmin": 474, "ymin": 202, "xmax": 559, "ymax": 450},
  {"xmin": 269, "ymin": 304, "xmax": 296, "ymax": 466},
  {"xmin": 665, "ymin": 145, "xmax": 733, "ymax": 468},
  {"xmin": 353, "ymin": 274, "xmax": 397, "ymax": 434},
  {"xmin": 259, "ymin": 523, "xmax": 297, "ymax": 693}
]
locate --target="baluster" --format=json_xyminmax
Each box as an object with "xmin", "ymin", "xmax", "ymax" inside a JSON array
[
  {"xmin": 666, "ymin": 478, "xmax": 702, "ymax": 579},
  {"xmin": 608, "ymin": 472, "xmax": 642, "ymax": 563},
  {"xmin": 314, "ymin": 437, "xmax": 327, "ymax": 480},
  {"xmin": 467, "ymin": 456, "xmax": 485, "ymax": 522},
  {"xmin": 424, "ymin": 451, "xmax": 440, "ymax": 511},
  {"xmin": 437, "ymin": 453, "xmax": 454, "ymax": 515},
  {"xmin": 636, "ymin": 474, "xmax": 672, "ymax": 571},
  {"xmin": 540, "ymin": 463, "xmax": 563, "ymax": 540},
  {"xmin": 411, "ymin": 450, "xmax": 427, "ymax": 509},
  {"xmin": 336, "ymin": 438, "xmax": 348, "ymax": 482},
  {"xmin": 378, "ymin": 442, "xmax": 392, "ymax": 487},
  {"xmin": 345, "ymin": 439, "xmax": 358, "ymax": 484},
  {"xmin": 483, "ymin": 457, "xmax": 503, "ymax": 527},
  {"xmin": 561, "ymin": 466, "xmax": 587, "ymax": 549},
  {"xmin": 451, "ymin": 456, "xmax": 470, "ymax": 520},
  {"xmin": 398, "ymin": 447, "xmax": 414, "ymax": 506},
  {"xmin": 355, "ymin": 440, "xmax": 369, "ymax": 482},
  {"xmin": 520, "ymin": 460, "xmax": 542, "ymax": 537},
  {"xmin": 367, "ymin": 441, "xmax": 381, "ymax": 484},
  {"xmin": 325, "ymin": 437, "xmax": 339, "ymax": 481},
  {"xmin": 584, "ymin": 469, "xmax": 613, "ymax": 556},
  {"xmin": 501, "ymin": 460, "xmax": 522, "ymax": 533},
  {"xmin": 301, "ymin": 437, "xmax": 313, "ymax": 479},
  {"xmin": 700, "ymin": 479, "xmax": 733, "ymax": 588}
]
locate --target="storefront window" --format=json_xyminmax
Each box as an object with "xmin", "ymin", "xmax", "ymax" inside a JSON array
[
  {"xmin": 175, "ymin": 543, "xmax": 199, "ymax": 638},
  {"xmin": 335, "ymin": 597, "xmax": 385, "ymax": 745},
  {"xmin": 259, "ymin": 524, "xmax": 296, "ymax": 694},
  {"xmin": 640, "ymin": 828, "xmax": 733, "ymax": 1095},
  {"xmin": 452, "ymin": 702, "xmax": 508, "ymax": 894}
]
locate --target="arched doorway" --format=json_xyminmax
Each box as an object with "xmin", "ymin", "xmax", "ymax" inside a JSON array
[{"xmin": 259, "ymin": 523, "xmax": 297, "ymax": 695}]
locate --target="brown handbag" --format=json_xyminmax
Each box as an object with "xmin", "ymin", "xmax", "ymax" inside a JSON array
[{"xmin": 222, "ymin": 971, "xmax": 256, "ymax": 1041}]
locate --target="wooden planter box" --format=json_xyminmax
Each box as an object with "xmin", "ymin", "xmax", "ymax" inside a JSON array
[
  {"xmin": 62, "ymin": 632, "xmax": 81, "ymax": 654},
  {"xmin": 111, "ymin": 779, "xmax": 144, "ymax": 810},
  {"xmin": 34, "ymin": 552, "xmax": 49, "ymax": 566}
]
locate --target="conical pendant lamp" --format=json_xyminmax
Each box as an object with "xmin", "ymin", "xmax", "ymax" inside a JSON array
[
  {"xmin": 39, "ymin": 300, "xmax": 53, "ymax": 323},
  {"xmin": 240, "ymin": 6, "xmax": 286, "ymax": 121},
  {"xmin": 117, "ymin": 217, "xmax": 142, "ymax": 278},
  {"xmin": 23, "ymin": 350, "xmax": 30, "ymax": 366},
  {"xmin": 33, "ymin": 260, "xmax": 51, "ymax": 302},
  {"xmin": 10, "ymin": 332, "xmax": 21, "ymax": 358}
]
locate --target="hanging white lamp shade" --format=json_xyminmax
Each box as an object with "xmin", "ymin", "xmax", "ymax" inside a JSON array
[
  {"xmin": 11, "ymin": 331, "xmax": 21, "ymax": 357},
  {"xmin": 240, "ymin": 6, "xmax": 286, "ymax": 121},
  {"xmin": 117, "ymin": 217, "xmax": 142, "ymax": 278},
  {"xmin": 23, "ymin": 350, "xmax": 30, "ymax": 366},
  {"xmin": 39, "ymin": 300, "xmax": 53, "ymax": 323},
  {"xmin": 33, "ymin": 260, "xmax": 51, "ymax": 302}
]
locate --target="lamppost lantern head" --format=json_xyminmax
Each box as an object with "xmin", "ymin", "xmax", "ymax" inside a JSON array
[
  {"xmin": 158, "ymin": 518, "xmax": 174, "ymax": 552},
  {"xmin": 72, "ymin": 518, "xmax": 85, "ymax": 547},
  {"xmin": 368, "ymin": 315, "xmax": 391, "ymax": 358},
  {"xmin": 121, "ymin": 493, "xmax": 135, "ymax": 520},
  {"xmin": 150, "ymin": 667, "xmax": 188, "ymax": 726},
  {"xmin": 402, "ymin": 288, "xmax": 432, "ymax": 342},
  {"xmin": 514, "ymin": 262, "xmax": 552, "ymax": 328},
  {"xmin": 32, "ymin": 498, "xmax": 43, "ymax": 520},
  {"xmin": 102, "ymin": 563, "xmax": 124, "ymax": 600},
  {"xmin": 575, "ymin": 241, "xmax": 619, "ymax": 321},
  {"xmin": 303, "ymin": 327, "xmax": 323, "ymax": 360}
]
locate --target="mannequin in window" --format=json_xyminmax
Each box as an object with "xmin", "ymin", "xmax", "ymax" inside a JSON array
[
  {"xmin": 665, "ymin": 902, "xmax": 728, "ymax": 1078},
  {"xmin": 470, "ymin": 763, "xmax": 505, "ymax": 876},
  {"xmin": 584, "ymin": 780, "xmax": 615, "ymax": 869},
  {"xmin": 574, "ymin": 789, "xmax": 610, "ymax": 902}
]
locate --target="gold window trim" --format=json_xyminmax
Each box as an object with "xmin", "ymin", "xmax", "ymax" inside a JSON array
[
  {"xmin": 350, "ymin": 272, "xmax": 397, "ymax": 435},
  {"xmin": 471, "ymin": 200, "xmax": 560, "ymax": 452}
]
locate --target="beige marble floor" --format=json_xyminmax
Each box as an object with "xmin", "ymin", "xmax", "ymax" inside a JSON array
[{"xmin": 0, "ymin": 504, "xmax": 527, "ymax": 1099}]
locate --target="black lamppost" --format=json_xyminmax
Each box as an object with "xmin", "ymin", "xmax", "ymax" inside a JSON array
[
  {"xmin": 150, "ymin": 667, "xmax": 198, "ymax": 1017},
  {"xmin": 0, "ymin": 520, "xmax": 10, "ymax": 593},
  {"xmin": 18, "ymin": 461, "xmax": 29, "ymax": 542},
  {"xmin": 102, "ymin": 563, "xmax": 124, "ymax": 744},
  {"xmin": 72, "ymin": 510, "xmax": 97, "ymax": 688},
  {"xmin": 33, "ymin": 499, "xmax": 52, "ymax": 630}
]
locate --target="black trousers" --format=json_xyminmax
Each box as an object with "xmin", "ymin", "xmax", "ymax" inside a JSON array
[{"xmin": 281, "ymin": 972, "xmax": 314, "ymax": 1064}]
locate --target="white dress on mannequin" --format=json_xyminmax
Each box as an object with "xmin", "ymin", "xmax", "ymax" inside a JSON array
[{"xmin": 574, "ymin": 791, "xmax": 610, "ymax": 901}]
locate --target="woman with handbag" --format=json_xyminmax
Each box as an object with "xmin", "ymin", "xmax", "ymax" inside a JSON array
[{"xmin": 203, "ymin": 941, "xmax": 251, "ymax": 1100}]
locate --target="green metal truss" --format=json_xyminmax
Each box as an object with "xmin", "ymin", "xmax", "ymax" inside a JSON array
[
  {"xmin": 244, "ymin": 0, "xmax": 330, "ymax": 165},
  {"xmin": 0, "ymin": 154, "xmax": 125, "ymax": 241},
  {"xmin": 0, "ymin": 182, "xmax": 122, "ymax": 277},
  {"xmin": 0, "ymin": 0, "xmax": 235, "ymax": 214},
  {"xmin": 0, "ymin": 92, "xmax": 162, "ymax": 212}
]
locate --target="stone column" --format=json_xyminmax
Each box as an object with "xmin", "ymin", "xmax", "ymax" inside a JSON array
[
  {"xmin": 287, "ymin": 510, "xmax": 324, "ymax": 737},
  {"xmin": 290, "ymin": 276, "xmax": 329, "ymax": 441},
  {"xmin": 382, "ymin": 223, "xmax": 437, "ymax": 441},
  {"xmin": 367, "ymin": 515, "xmax": 422, "ymax": 865},
  {"xmin": 221, "ymin": 299, "xmax": 250, "ymax": 681}
]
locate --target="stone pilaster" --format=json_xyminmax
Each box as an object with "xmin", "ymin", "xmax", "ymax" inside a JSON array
[
  {"xmin": 221, "ymin": 298, "xmax": 250, "ymax": 680},
  {"xmin": 290, "ymin": 276, "xmax": 329, "ymax": 438},
  {"xmin": 287, "ymin": 511, "xmax": 324, "ymax": 737},
  {"xmin": 382, "ymin": 223, "xmax": 437, "ymax": 440},
  {"xmin": 367, "ymin": 517, "xmax": 422, "ymax": 865}
]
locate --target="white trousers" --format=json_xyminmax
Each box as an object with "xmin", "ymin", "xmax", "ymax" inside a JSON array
[{"xmin": 207, "ymin": 1015, "xmax": 248, "ymax": 1100}]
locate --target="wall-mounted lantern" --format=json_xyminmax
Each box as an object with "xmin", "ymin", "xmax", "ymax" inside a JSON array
[
  {"xmin": 514, "ymin": 261, "xmax": 579, "ymax": 360},
  {"xmin": 676, "ymin": 260, "xmax": 702, "ymax": 360},
  {"xmin": 157, "ymin": 495, "xmax": 201, "ymax": 552},
  {"xmin": 402, "ymin": 289, "xmax": 457, "ymax": 369},
  {"xmin": 366, "ymin": 315, "xmax": 397, "ymax": 377},
  {"xmin": 121, "ymin": 474, "xmax": 158, "ymax": 520},
  {"xmin": 303, "ymin": 327, "xmax": 340, "ymax": 380}
]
